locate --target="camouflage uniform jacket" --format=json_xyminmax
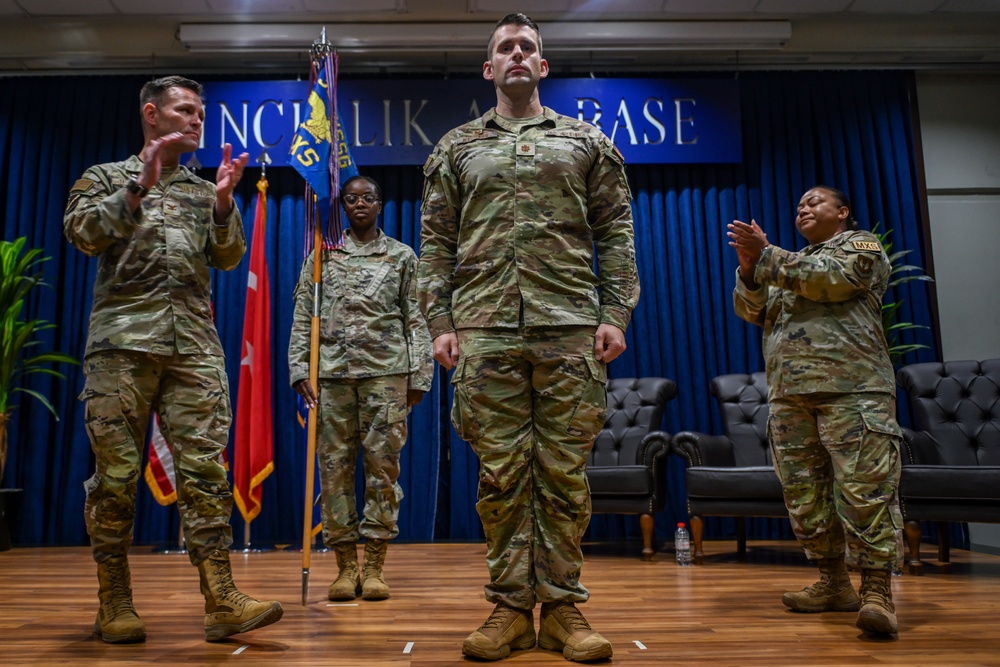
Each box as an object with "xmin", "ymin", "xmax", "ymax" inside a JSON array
[
  {"xmin": 288, "ymin": 230, "xmax": 434, "ymax": 392},
  {"xmin": 418, "ymin": 107, "xmax": 639, "ymax": 337},
  {"xmin": 64, "ymin": 155, "xmax": 245, "ymax": 358},
  {"xmin": 733, "ymin": 229, "xmax": 895, "ymax": 400}
]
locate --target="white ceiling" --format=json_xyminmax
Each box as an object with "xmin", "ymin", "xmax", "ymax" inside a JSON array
[{"xmin": 1, "ymin": 0, "xmax": 1000, "ymax": 74}]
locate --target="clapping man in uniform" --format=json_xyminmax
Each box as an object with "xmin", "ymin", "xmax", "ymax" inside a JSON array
[{"xmin": 65, "ymin": 75, "xmax": 283, "ymax": 644}]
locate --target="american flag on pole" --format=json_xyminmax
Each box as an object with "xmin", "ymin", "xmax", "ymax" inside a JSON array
[{"xmin": 143, "ymin": 414, "xmax": 176, "ymax": 505}]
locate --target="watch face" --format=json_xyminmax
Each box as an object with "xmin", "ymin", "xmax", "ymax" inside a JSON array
[{"xmin": 127, "ymin": 179, "xmax": 148, "ymax": 197}]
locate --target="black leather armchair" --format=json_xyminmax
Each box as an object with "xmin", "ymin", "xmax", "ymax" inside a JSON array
[
  {"xmin": 588, "ymin": 377, "xmax": 677, "ymax": 560},
  {"xmin": 670, "ymin": 372, "xmax": 787, "ymax": 564},
  {"xmin": 896, "ymin": 359, "xmax": 1000, "ymax": 574}
]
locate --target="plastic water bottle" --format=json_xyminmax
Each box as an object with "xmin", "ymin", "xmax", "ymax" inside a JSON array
[{"xmin": 675, "ymin": 522, "xmax": 692, "ymax": 566}]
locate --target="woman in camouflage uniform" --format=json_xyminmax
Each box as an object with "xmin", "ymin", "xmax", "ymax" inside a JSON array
[
  {"xmin": 289, "ymin": 175, "xmax": 433, "ymax": 602},
  {"xmin": 729, "ymin": 186, "xmax": 903, "ymax": 636}
]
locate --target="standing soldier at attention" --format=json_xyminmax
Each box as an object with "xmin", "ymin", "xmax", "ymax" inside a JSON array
[
  {"xmin": 289, "ymin": 175, "xmax": 433, "ymax": 603},
  {"xmin": 64, "ymin": 75, "xmax": 283, "ymax": 644},
  {"xmin": 418, "ymin": 13, "xmax": 639, "ymax": 662},
  {"xmin": 728, "ymin": 185, "xmax": 904, "ymax": 636}
]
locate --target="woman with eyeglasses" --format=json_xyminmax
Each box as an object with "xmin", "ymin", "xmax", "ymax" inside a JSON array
[{"xmin": 288, "ymin": 175, "xmax": 433, "ymax": 603}]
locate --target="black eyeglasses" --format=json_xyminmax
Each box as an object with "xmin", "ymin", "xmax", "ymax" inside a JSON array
[{"xmin": 343, "ymin": 193, "xmax": 380, "ymax": 205}]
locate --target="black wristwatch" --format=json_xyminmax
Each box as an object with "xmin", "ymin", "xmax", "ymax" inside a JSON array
[{"xmin": 125, "ymin": 178, "xmax": 150, "ymax": 198}]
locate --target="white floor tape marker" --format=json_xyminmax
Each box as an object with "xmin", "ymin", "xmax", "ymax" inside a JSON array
[
  {"xmin": 403, "ymin": 641, "xmax": 415, "ymax": 654},
  {"xmin": 633, "ymin": 640, "xmax": 647, "ymax": 650},
  {"xmin": 233, "ymin": 644, "xmax": 249, "ymax": 655}
]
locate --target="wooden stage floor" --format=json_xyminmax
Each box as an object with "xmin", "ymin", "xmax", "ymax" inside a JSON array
[{"xmin": 2, "ymin": 540, "xmax": 999, "ymax": 666}]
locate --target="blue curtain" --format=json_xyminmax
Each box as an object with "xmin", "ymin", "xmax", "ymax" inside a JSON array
[{"xmin": 0, "ymin": 71, "xmax": 937, "ymax": 549}]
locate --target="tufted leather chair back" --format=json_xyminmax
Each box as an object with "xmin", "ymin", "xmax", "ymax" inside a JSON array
[
  {"xmin": 894, "ymin": 358, "xmax": 1000, "ymax": 572},
  {"xmin": 897, "ymin": 358, "xmax": 1000, "ymax": 466},
  {"xmin": 710, "ymin": 372, "xmax": 772, "ymax": 467},
  {"xmin": 587, "ymin": 377, "xmax": 677, "ymax": 560},
  {"xmin": 591, "ymin": 377, "xmax": 677, "ymax": 466}
]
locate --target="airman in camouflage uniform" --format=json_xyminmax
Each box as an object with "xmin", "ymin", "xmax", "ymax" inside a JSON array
[
  {"xmin": 64, "ymin": 75, "xmax": 282, "ymax": 644},
  {"xmin": 730, "ymin": 185, "xmax": 903, "ymax": 636},
  {"xmin": 290, "ymin": 175, "xmax": 433, "ymax": 602},
  {"xmin": 418, "ymin": 14, "xmax": 639, "ymax": 662}
]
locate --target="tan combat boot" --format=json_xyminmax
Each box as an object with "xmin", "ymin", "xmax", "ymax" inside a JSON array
[
  {"xmin": 462, "ymin": 602, "xmax": 536, "ymax": 661},
  {"xmin": 538, "ymin": 601, "xmax": 613, "ymax": 662},
  {"xmin": 94, "ymin": 557, "xmax": 146, "ymax": 644},
  {"xmin": 361, "ymin": 539, "xmax": 390, "ymax": 600},
  {"xmin": 782, "ymin": 557, "xmax": 861, "ymax": 612},
  {"xmin": 328, "ymin": 542, "xmax": 361, "ymax": 601},
  {"xmin": 197, "ymin": 549, "xmax": 283, "ymax": 642},
  {"xmin": 857, "ymin": 568, "xmax": 898, "ymax": 634}
]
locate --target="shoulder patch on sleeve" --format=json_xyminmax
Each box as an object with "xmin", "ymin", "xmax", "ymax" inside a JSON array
[
  {"xmin": 852, "ymin": 240, "xmax": 882, "ymax": 252},
  {"xmin": 422, "ymin": 149, "xmax": 443, "ymax": 177},
  {"xmin": 855, "ymin": 253, "xmax": 874, "ymax": 278},
  {"xmin": 602, "ymin": 142, "xmax": 625, "ymax": 168},
  {"xmin": 71, "ymin": 178, "xmax": 98, "ymax": 194}
]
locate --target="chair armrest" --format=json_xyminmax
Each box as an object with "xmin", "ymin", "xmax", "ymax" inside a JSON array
[
  {"xmin": 901, "ymin": 428, "xmax": 943, "ymax": 466},
  {"xmin": 670, "ymin": 432, "xmax": 738, "ymax": 468},
  {"xmin": 637, "ymin": 430, "xmax": 671, "ymax": 467}
]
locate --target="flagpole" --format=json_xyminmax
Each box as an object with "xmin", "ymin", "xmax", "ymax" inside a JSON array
[
  {"xmin": 301, "ymin": 28, "xmax": 336, "ymax": 606},
  {"xmin": 302, "ymin": 210, "xmax": 322, "ymax": 605}
]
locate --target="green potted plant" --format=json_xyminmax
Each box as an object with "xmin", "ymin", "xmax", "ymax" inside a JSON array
[
  {"xmin": 872, "ymin": 224, "xmax": 934, "ymax": 364},
  {"xmin": 0, "ymin": 237, "xmax": 78, "ymax": 546}
]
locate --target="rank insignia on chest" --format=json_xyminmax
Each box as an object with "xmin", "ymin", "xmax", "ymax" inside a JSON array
[{"xmin": 516, "ymin": 142, "xmax": 535, "ymax": 157}]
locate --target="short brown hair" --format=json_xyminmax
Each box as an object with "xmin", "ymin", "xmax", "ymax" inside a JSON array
[
  {"xmin": 140, "ymin": 75, "xmax": 203, "ymax": 110},
  {"xmin": 487, "ymin": 13, "xmax": 541, "ymax": 59}
]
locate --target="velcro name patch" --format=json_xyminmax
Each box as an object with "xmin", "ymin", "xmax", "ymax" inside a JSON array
[
  {"xmin": 71, "ymin": 179, "xmax": 97, "ymax": 194},
  {"xmin": 852, "ymin": 240, "xmax": 881, "ymax": 252}
]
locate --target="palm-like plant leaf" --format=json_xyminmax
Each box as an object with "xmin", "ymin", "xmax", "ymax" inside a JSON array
[
  {"xmin": 871, "ymin": 224, "xmax": 934, "ymax": 364},
  {"xmin": 0, "ymin": 239, "xmax": 79, "ymax": 418}
]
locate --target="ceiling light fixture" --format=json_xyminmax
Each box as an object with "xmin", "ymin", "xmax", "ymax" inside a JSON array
[{"xmin": 178, "ymin": 21, "xmax": 791, "ymax": 54}]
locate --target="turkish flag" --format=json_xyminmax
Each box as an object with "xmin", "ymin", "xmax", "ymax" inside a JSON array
[{"xmin": 233, "ymin": 176, "xmax": 275, "ymax": 524}]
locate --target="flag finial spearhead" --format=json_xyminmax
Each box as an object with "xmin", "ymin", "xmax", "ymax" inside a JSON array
[
  {"xmin": 256, "ymin": 148, "xmax": 271, "ymax": 178},
  {"xmin": 311, "ymin": 27, "xmax": 333, "ymax": 62}
]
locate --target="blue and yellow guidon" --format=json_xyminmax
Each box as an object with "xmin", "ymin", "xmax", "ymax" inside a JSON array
[
  {"xmin": 290, "ymin": 70, "xmax": 333, "ymax": 218},
  {"xmin": 298, "ymin": 87, "xmax": 332, "ymax": 146},
  {"xmin": 289, "ymin": 69, "xmax": 359, "ymax": 227}
]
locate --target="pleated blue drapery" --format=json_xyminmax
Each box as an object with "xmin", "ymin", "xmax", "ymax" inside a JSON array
[{"xmin": 0, "ymin": 71, "xmax": 936, "ymax": 549}]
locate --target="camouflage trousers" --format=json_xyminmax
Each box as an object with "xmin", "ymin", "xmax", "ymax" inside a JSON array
[
  {"xmin": 452, "ymin": 327, "xmax": 607, "ymax": 610},
  {"xmin": 768, "ymin": 392, "xmax": 903, "ymax": 570},
  {"xmin": 81, "ymin": 351, "xmax": 234, "ymax": 566},
  {"xmin": 316, "ymin": 374, "xmax": 409, "ymax": 545}
]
